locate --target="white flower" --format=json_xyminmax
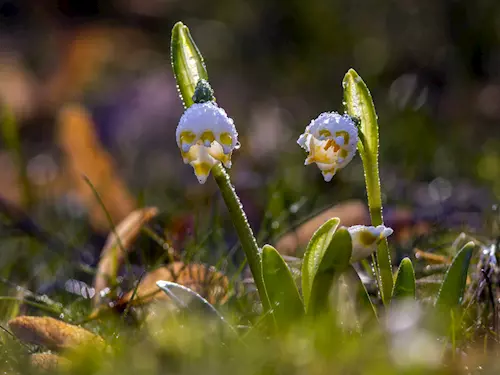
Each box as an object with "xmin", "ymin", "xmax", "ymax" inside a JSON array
[
  {"xmin": 348, "ymin": 225, "xmax": 394, "ymax": 262},
  {"xmin": 297, "ymin": 112, "xmax": 358, "ymax": 182},
  {"xmin": 176, "ymin": 102, "xmax": 238, "ymax": 183}
]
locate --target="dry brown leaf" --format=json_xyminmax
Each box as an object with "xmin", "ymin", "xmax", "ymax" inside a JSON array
[
  {"xmin": 93, "ymin": 206, "xmax": 160, "ymax": 306},
  {"xmin": 275, "ymin": 200, "xmax": 370, "ymax": 256},
  {"xmin": 8, "ymin": 316, "xmax": 105, "ymax": 352},
  {"xmin": 414, "ymin": 248, "xmax": 451, "ymax": 264},
  {"xmin": 44, "ymin": 26, "xmax": 149, "ymax": 110},
  {"xmin": 116, "ymin": 262, "xmax": 229, "ymax": 308},
  {"xmin": 57, "ymin": 104, "xmax": 136, "ymax": 232},
  {"xmin": 30, "ymin": 352, "xmax": 70, "ymax": 371}
]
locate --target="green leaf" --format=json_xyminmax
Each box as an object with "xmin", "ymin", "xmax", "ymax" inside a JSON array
[
  {"xmin": 342, "ymin": 69, "xmax": 392, "ymax": 305},
  {"xmin": 435, "ymin": 242, "xmax": 475, "ymax": 310},
  {"xmin": 261, "ymin": 245, "xmax": 304, "ymax": 329},
  {"xmin": 346, "ymin": 265, "xmax": 378, "ymax": 321},
  {"xmin": 171, "ymin": 22, "xmax": 209, "ymax": 108},
  {"xmin": 156, "ymin": 280, "xmax": 234, "ymax": 332},
  {"xmin": 392, "ymin": 258, "xmax": 416, "ymax": 300},
  {"xmin": 307, "ymin": 227, "xmax": 352, "ymax": 315},
  {"xmin": 302, "ymin": 218, "xmax": 340, "ymax": 308},
  {"xmin": 301, "ymin": 219, "xmax": 352, "ymax": 315}
]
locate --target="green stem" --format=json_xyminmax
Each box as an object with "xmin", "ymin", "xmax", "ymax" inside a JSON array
[
  {"xmin": 211, "ymin": 163, "xmax": 271, "ymax": 312},
  {"xmin": 361, "ymin": 152, "xmax": 393, "ymax": 305}
]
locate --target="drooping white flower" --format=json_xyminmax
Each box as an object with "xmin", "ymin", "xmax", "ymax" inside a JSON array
[
  {"xmin": 176, "ymin": 102, "xmax": 238, "ymax": 183},
  {"xmin": 297, "ymin": 112, "xmax": 358, "ymax": 182},
  {"xmin": 348, "ymin": 225, "xmax": 394, "ymax": 262}
]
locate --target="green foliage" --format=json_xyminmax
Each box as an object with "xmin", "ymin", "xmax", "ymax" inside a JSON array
[
  {"xmin": 343, "ymin": 68, "xmax": 393, "ymax": 306},
  {"xmin": 156, "ymin": 280, "xmax": 234, "ymax": 331},
  {"xmin": 301, "ymin": 219, "xmax": 352, "ymax": 315},
  {"xmin": 171, "ymin": 22, "xmax": 209, "ymax": 108},
  {"xmin": 261, "ymin": 245, "xmax": 304, "ymax": 329},
  {"xmin": 170, "ymin": 21, "xmax": 270, "ymax": 313},
  {"xmin": 392, "ymin": 257, "xmax": 416, "ymax": 300},
  {"xmin": 301, "ymin": 218, "xmax": 340, "ymax": 309},
  {"xmin": 346, "ymin": 265, "xmax": 378, "ymax": 321},
  {"xmin": 435, "ymin": 242, "xmax": 475, "ymax": 311},
  {"xmin": 1, "ymin": 15, "xmax": 498, "ymax": 375}
]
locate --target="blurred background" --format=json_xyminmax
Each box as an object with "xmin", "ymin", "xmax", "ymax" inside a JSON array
[{"xmin": 0, "ymin": 0, "xmax": 500, "ymax": 293}]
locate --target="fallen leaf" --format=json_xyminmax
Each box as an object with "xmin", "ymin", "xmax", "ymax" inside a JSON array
[
  {"xmin": 8, "ymin": 316, "xmax": 105, "ymax": 351},
  {"xmin": 414, "ymin": 248, "xmax": 451, "ymax": 264},
  {"xmin": 116, "ymin": 262, "xmax": 229, "ymax": 309},
  {"xmin": 57, "ymin": 103, "xmax": 136, "ymax": 232},
  {"xmin": 275, "ymin": 200, "xmax": 369, "ymax": 256},
  {"xmin": 30, "ymin": 352, "xmax": 70, "ymax": 371},
  {"xmin": 93, "ymin": 206, "xmax": 160, "ymax": 306},
  {"xmin": 44, "ymin": 26, "xmax": 149, "ymax": 110}
]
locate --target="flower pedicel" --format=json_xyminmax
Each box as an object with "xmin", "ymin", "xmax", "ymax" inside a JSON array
[{"xmin": 297, "ymin": 112, "xmax": 358, "ymax": 182}]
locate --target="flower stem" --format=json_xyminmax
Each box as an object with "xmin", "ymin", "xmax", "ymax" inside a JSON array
[
  {"xmin": 211, "ymin": 163, "xmax": 270, "ymax": 312},
  {"xmin": 362, "ymin": 152, "xmax": 393, "ymax": 305}
]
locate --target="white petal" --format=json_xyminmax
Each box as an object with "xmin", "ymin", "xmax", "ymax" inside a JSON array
[{"xmin": 176, "ymin": 102, "xmax": 239, "ymax": 184}]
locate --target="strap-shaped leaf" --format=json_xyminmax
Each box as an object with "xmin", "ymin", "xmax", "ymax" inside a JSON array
[
  {"xmin": 302, "ymin": 220, "xmax": 352, "ymax": 315},
  {"xmin": 392, "ymin": 258, "xmax": 416, "ymax": 300},
  {"xmin": 261, "ymin": 245, "xmax": 304, "ymax": 329},
  {"xmin": 343, "ymin": 69, "xmax": 393, "ymax": 305},
  {"xmin": 346, "ymin": 265, "xmax": 378, "ymax": 321},
  {"xmin": 307, "ymin": 227, "xmax": 352, "ymax": 315},
  {"xmin": 435, "ymin": 242, "xmax": 475, "ymax": 310},
  {"xmin": 171, "ymin": 22, "xmax": 209, "ymax": 108},
  {"xmin": 301, "ymin": 218, "xmax": 340, "ymax": 309}
]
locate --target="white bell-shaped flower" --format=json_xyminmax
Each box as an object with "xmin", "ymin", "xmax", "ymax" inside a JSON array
[
  {"xmin": 297, "ymin": 112, "xmax": 358, "ymax": 182},
  {"xmin": 347, "ymin": 225, "xmax": 394, "ymax": 262},
  {"xmin": 176, "ymin": 102, "xmax": 238, "ymax": 183}
]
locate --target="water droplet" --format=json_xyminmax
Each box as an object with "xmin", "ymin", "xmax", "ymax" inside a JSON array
[{"xmin": 234, "ymin": 141, "xmax": 241, "ymax": 150}]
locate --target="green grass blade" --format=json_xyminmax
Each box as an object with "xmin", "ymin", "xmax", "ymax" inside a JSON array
[
  {"xmin": 342, "ymin": 68, "xmax": 392, "ymax": 305},
  {"xmin": 301, "ymin": 218, "xmax": 340, "ymax": 309},
  {"xmin": 392, "ymin": 258, "xmax": 416, "ymax": 300},
  {"xmin": 261, "ymin": 245, "xmax": 304, "ymax": 329},
  {"xmin": 171, "ymin": 21, "xmax": 209, "ymax": 108},
  {"xmin": 435, "ymin": 242, "xmax": 475, "ymax": 310}
]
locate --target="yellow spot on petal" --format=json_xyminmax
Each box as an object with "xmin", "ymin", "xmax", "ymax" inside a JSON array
[
  {"xmin": 322, "ymin": 167, "xmax": 337, "ymax": 176},
  {"xmin": 305, "ymin": 153, "xmax": 317, "ymax": 165},
  {"xmin": 359, "ymin": 231, "xmax": 377, "ymax": 246},
  {"xmin": 220, "ymin": 132, "xmax": 232, "ymax": 146},
  {"xmin": 193, "ymin": 161, "xmax": 213, "ymax": 179},
  {"xmin": 180, "ymin": 131, "xmax": 196, "ymax": 145},
  {"xmin": 319, "ymin": 129, "xmax": 332, "ymax": 138},
  {"xmin": 221, "ymin": 153, "xmax": 232, "ymax": 168},
  {"xmin": 200, "ymin": 131, "xmax": 215, "ymax": 144},
  {"xmin": 335, "ymin": 130, "xmax": 350, "ymax": 144},
  {"xmin": 339, "ymin": 149, "xmax": 349, "ymax": 158}
]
